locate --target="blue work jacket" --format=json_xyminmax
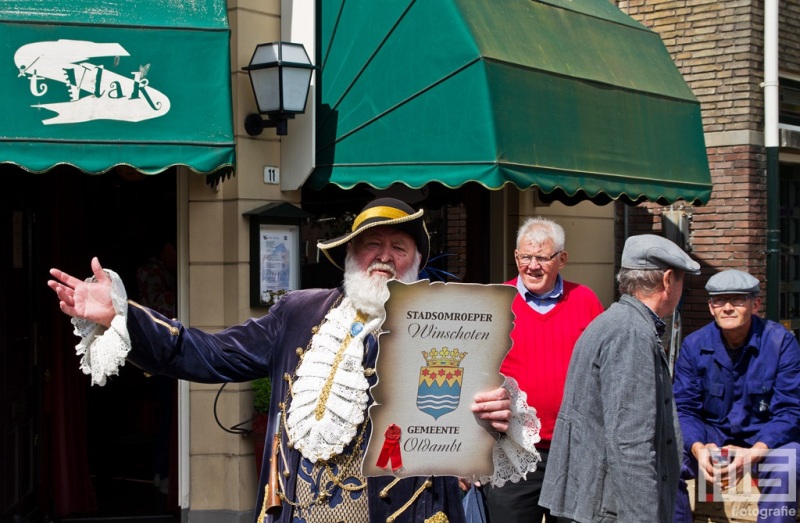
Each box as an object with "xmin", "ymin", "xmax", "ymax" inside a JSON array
[{"xmin": 673, "ymin": 315, "xmax": 800, "ymax": 453}]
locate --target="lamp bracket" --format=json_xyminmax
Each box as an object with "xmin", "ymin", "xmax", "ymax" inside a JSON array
[{"xmin": 245, "ymin": 113, "xmax": 294, "ymax": 136}]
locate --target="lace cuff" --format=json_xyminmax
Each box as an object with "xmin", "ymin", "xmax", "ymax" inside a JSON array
[
  {"xmin": 70, "ymin": 269, "xmax": 131, "ymax": 386},
  {"xmin": 482, "ymin": 376, "xmax": 542, "ymax": 486}
]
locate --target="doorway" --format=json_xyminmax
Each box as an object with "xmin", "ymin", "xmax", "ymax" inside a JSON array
[
  {"xmin": 1, "ymin": 169, "xmax": 39, "ymax": 521},
  {"xmin": 1, "ymin": 166, "xmax": 179, "ymax": 522}
]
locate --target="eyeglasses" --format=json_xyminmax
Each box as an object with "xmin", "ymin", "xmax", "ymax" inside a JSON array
[
  {"xmin": 516, "ymin": 251, "xmax": 561, "ymax": 267},
  {"xmin": 709, "ymin": 295, "xmax": 752, "ymax": 308}
]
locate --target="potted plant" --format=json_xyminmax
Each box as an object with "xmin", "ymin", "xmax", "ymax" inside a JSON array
[{"xmin": 251, "ymin": 377, "xmax": 271, "ymax": 478}]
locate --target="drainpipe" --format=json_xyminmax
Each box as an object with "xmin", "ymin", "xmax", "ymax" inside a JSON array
[{"xmin": 764, "ymin": 0, "xmax": 779, "ymax": 320}]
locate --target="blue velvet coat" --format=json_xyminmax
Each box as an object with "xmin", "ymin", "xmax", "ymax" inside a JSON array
[{"xmin": 125, "ymin": 287, "xmax": 466, "ymax": 523}]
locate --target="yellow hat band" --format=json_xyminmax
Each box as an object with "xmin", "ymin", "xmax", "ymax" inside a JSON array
[{"xmin": 351, "ymin": 206, "xmax": 409, "ymax": 231}]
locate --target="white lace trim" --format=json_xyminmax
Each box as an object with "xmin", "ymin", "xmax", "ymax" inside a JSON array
[
  {"xmin": 70, "ymin": 270, "xmax": 131, "ymax": 387},
  {"xmin": 482, "ymin": 376, "xmax": 542, "ymax": 486},
  {"xmin": 286, "ymin": 298, "xmax": 383, "ymax": 462}
]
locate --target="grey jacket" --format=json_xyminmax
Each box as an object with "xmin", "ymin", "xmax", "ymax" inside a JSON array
[{"xmin": 539, "ymin": 294, "xmax": 682, "ymax": 523}]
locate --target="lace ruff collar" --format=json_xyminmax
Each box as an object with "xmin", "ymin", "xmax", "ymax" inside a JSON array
[{"xmin": 286, "ymin": 298, "xmax": 382, "ymax": 462}]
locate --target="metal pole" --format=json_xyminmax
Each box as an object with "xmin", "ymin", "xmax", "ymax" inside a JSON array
[{"xmin": 764, "ymin": 0, "xmax": 780, "ymax": 320}]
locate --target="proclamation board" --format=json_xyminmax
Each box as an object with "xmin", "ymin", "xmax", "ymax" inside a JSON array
[{"xmin": 363, "ymin": 280, "xmax": 516, "ymax": 478}]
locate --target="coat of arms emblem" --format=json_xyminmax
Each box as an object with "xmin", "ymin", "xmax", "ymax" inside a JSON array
[{"xmin": 417, "ymin": 347, "xmax": 467, "ymax": 420}]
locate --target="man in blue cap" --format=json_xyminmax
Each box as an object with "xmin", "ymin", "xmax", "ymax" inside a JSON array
[{"xmin": 673, "ymin": 269, "xmax": 800, "ymax": 523}]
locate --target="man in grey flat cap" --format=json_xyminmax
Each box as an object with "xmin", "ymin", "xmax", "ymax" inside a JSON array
[
  {"xmin": 540, "ymin": 234, "xmax": 700, "ymax": 523},
  {"xmin": 673, "ymin": 269, "xmax": 800, "ymax": 523}
]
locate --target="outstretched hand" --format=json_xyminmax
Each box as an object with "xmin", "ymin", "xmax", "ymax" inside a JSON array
[
  {"xmin": 471, "ymin": 386, "xmax": 511, "ymax": 433},
  {"xmin": 48, "ymin": 257, "xmax": 115, "ymax": 328}
]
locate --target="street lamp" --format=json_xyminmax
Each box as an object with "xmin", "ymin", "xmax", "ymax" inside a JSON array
[{"xmin": 243, "ymin": 41, "xmax": 314, "ymax": 136}]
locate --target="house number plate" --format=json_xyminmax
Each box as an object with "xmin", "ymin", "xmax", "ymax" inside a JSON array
[{"xmin": 264, "ymin": 166, "xmax": 280, "ymax": 185}]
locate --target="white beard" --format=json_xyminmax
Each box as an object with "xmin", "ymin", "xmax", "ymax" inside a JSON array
[{"xmin": 343, "ymin": 252, "xmax": 419, "ymax": 318}]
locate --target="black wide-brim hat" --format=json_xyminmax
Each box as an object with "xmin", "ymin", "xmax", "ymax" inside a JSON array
[{"xmin": 317, "ymin": 198, "xmax": 430, "ymax": 271}]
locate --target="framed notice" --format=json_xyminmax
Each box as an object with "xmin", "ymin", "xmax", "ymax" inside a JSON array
[
  {"xmin": 363, "ymin": 280, "xmax": 516, "ymax": 478},
  {"xmin": 251, "ymin": 224, "xmax": 299, "ymax": 307},
  {"xmin": 244, "ymin": 201, "xmax": 311, "ymax": 308}
]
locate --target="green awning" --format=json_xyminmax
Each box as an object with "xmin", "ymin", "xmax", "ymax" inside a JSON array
[
  {"xmin": 0, "ymin": 0, "xmax": 234, "ymax": 175},
  {"xmin": 309, "ymin": 0, "xmax": 711, "ymax": 205}
]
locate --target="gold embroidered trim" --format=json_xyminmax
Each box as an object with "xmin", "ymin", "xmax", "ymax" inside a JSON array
[
  {"xmin": 128, "ymin": 300, "xmax": 179, "ymax": 336},
  {"xmin": 424, "ymin": 512, "xmax": 449, "ymax": 523},
  {"xmin": 352, "ymin": 206, "xmax": 410, "ymax": 230},
  {"xmin": 379, "ymin": 478, "xmax": 401, "ymax": 498},
  {"xmin": 386, "ymin": 478, "xmax": 433, "ymax": 523},
  {"xmin": 277, "ymin": 401, "xmax": 370, "ymax": 511},
  {"xmin": 314, "ymin": 310, "xmax": 368, "ymax": 421},
  {"xmin": 256, "ymin": 484, "xmax": 270, "ymax": 523}
]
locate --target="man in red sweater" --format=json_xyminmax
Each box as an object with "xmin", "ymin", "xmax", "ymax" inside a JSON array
[{"xmin": 485, "ymin": 216, "xmax": 604, "ymax": 523}]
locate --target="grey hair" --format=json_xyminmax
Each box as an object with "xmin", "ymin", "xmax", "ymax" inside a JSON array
[
  {"xmin": 617, "ymin": 268, "xmax": 669, "ymax": 297},
  {"xmin": 516, "ymin": 217, "xmax": 565, "ymax": 251}
]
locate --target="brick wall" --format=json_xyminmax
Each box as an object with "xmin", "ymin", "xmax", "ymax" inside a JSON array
[
  {"xmin": 619, "ymin": 150, "xmax": 766, "ymax": 334},
  {"xmin": 444, "ymin": 203, "xmax": 468, "ymax": 281},
  {"xmin": 617, "ymin": 0, "xmax": 764, "ymax": 134},
  {"xmin": 780, "ymin": 0, "xmax": 800, "ymax": 72},
  {"xmin": 611, "ymin": 0, "xmax": 781, "ymax": 334}
]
